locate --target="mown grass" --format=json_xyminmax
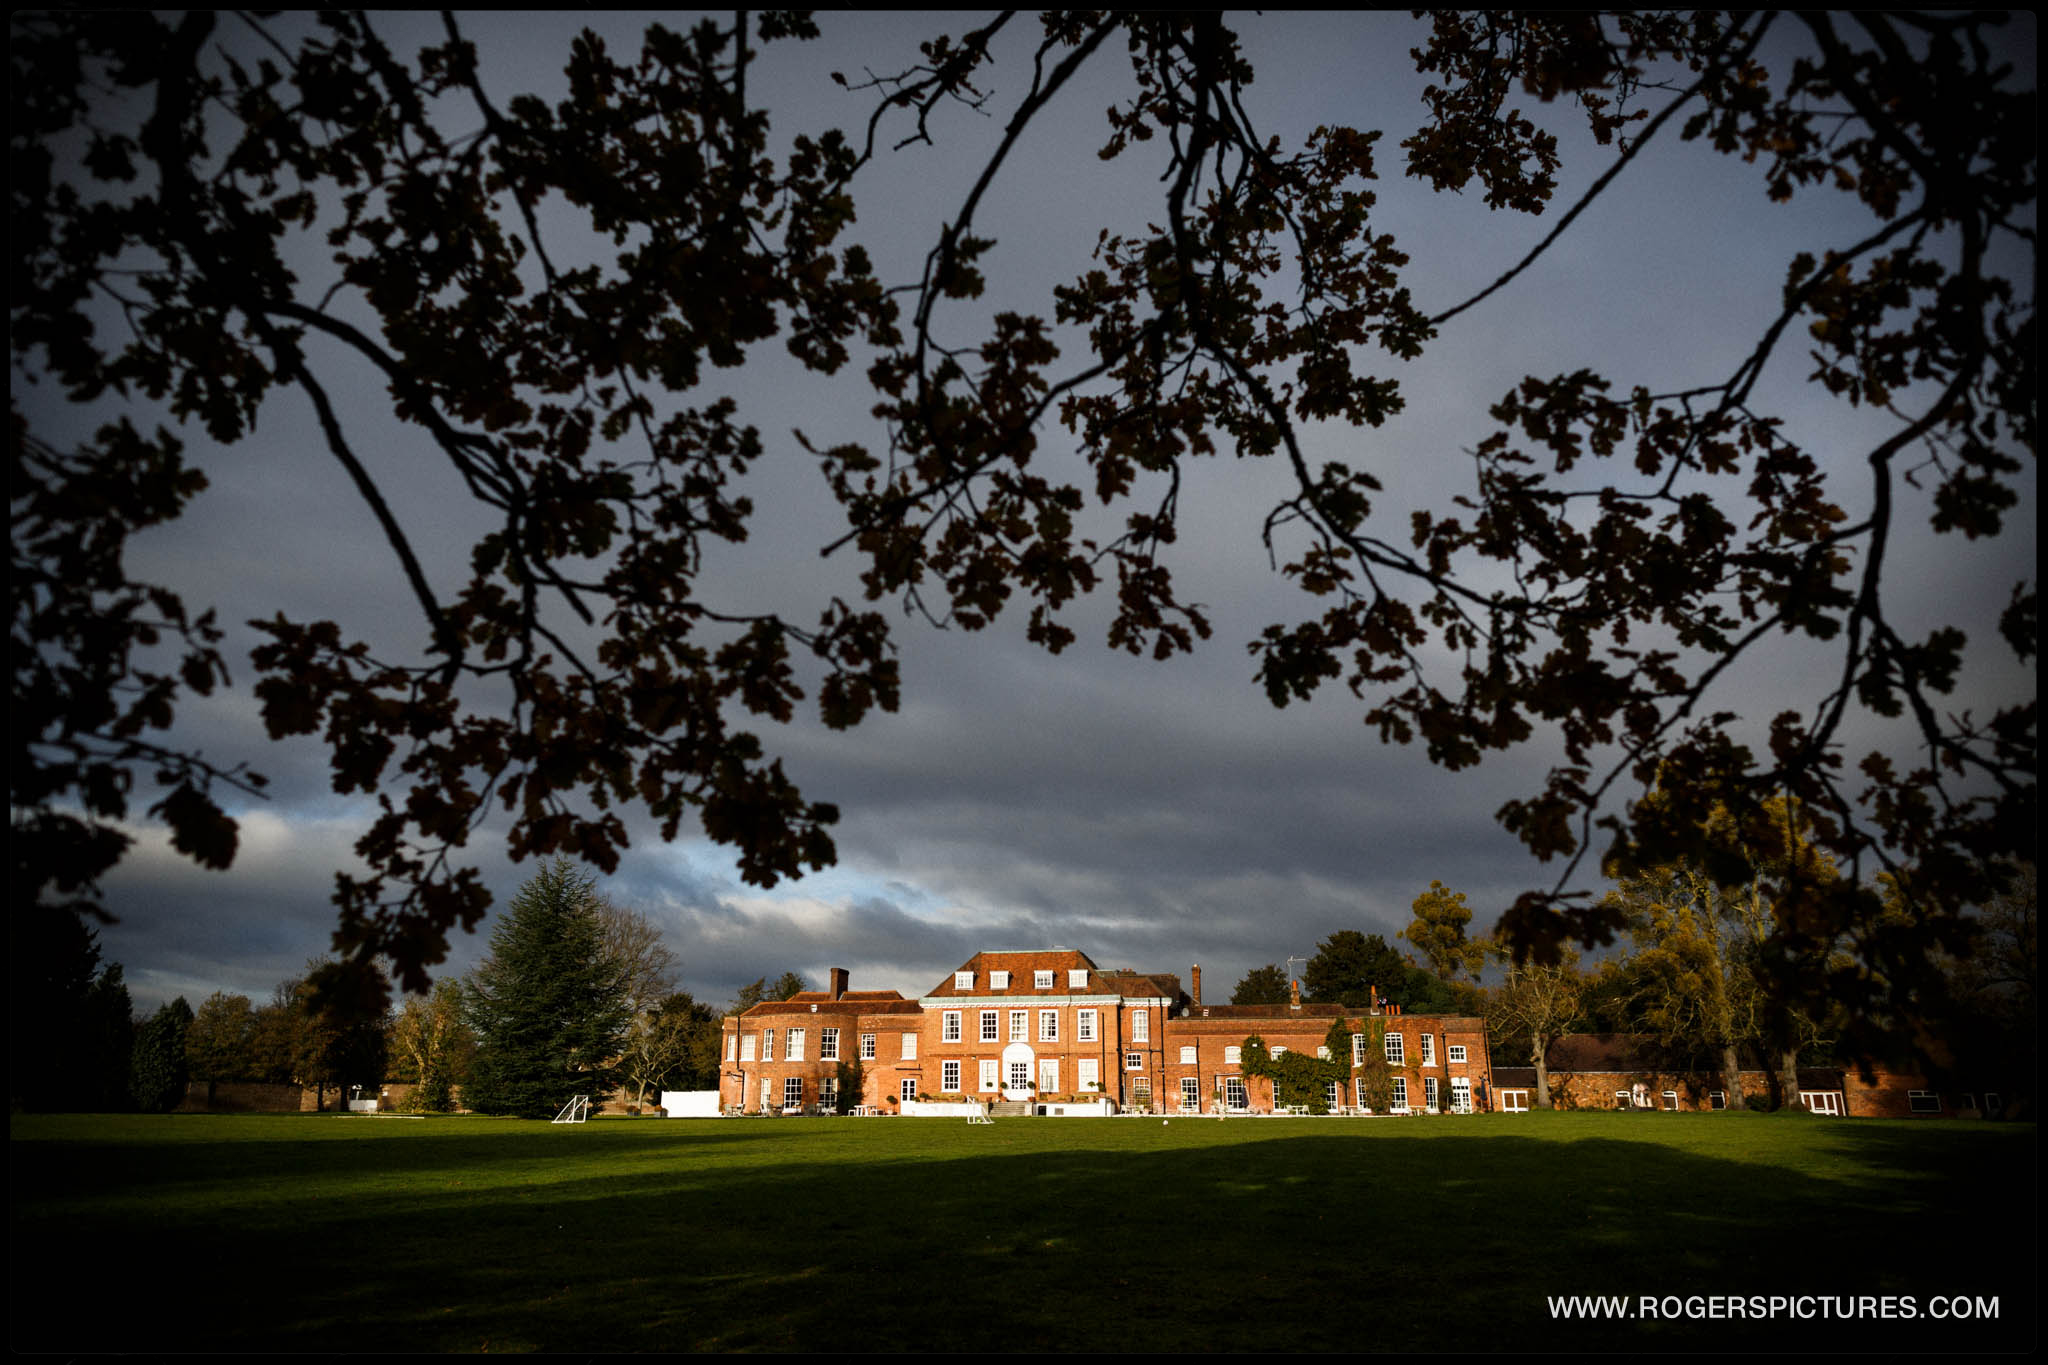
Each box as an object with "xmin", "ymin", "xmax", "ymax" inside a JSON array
[{"xmin": 9, "ymin": 1110, "xmax": 2033, "ymax": 1353}]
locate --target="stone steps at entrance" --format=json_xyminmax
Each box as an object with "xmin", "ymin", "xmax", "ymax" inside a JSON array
[{"xmin": 988, "ymin": 1100, "xmax": 1033, "ymax": 1118}]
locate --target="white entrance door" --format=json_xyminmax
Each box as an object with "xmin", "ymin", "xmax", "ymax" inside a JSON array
[{"xmin": 1001, "ymin": 1041, "xmax": 1035, "ymax": 1101}]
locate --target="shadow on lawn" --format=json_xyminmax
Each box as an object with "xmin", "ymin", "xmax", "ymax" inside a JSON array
[
  {"xmin": 8, "ymin": 1113, "xmax": 808, "ymax": 1196},
  {"xmin": 11, "ymin": 1117, "xmax": 2031, "ymax": 1353}
]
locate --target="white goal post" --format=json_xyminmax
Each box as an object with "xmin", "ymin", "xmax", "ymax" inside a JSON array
[{"xmin": 551, "ymin": 1095, "xmax": 591, "ymax": 1124}]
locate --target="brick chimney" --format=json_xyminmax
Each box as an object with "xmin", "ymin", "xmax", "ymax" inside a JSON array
[
  {"xmin": 829, "ymin": 967, "xmax": 848, "ymax": 1001},
  {"xmin": 1289, "ymin": 977, "xmax": 1301, "ymax": 1011},
  {"xmin": 1191, "ymin": 964, "xmax": 1202, "ymax": 1007}
]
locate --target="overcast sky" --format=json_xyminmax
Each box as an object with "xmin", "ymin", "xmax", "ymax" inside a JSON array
[{"xmin": 24, "ymin": 12, "xmax": 2035, "ymax": 1015}]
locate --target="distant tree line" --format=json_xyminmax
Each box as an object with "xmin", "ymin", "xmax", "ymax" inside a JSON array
[
  {"xmin": 11, "ymin": 859, "xmax": 812, "ymax": 1117},
  {"xmin": 1230, "ymin": 810, "xmax": 2033, "ymax": 1114},
  {"xmin": 9, "ymin": 903, "xmax": 392, "ymax": 1113},
  {"xmin": 12, "ymin": 905, "xmax": 134, "ymax": 1112},
  {"xmin": 25, "ymin": 815, "xmax": 2023, "ymax": 1118}
]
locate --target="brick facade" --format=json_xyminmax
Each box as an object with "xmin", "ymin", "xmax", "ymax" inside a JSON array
[
  {"xmin": 715, "ymin": 967, "xmax": 925, "ymax": 1114},
  {"xmin": 1489, "ymin": 1034, "xmax": 2003, "ymax": 1118},
  {"xmin": 719, "ymin": 951, "xmax": 1495, "ymax": 1115},
  {"xmin": 1837, "ymin": 1064, "xmax": 2015, "ymax": 1119},
  {"xmin": 1169, "ymin": 1001, "xmax": 1491, "ymax": 1114}
]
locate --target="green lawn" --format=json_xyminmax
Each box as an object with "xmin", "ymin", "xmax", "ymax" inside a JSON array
[{"xmin": 9, "ymin": 1110, "xmax": 2033, "ymax": 1353}]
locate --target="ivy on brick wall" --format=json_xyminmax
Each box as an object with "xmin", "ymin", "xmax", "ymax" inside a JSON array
[
  {"xmin": 833, "ymin": 1058, "xmax": 863, "ymax": 1115},
  {"xmin": 1354, "ymin": 1018, "xmax": 1394, "ymax": 1114},
  {"xmin": 1240, "ymin": 1019, "xmax": 1358, "ymax": 1115}
]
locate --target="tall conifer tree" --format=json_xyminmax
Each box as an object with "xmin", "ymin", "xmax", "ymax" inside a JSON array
[
  {"xmin": 78, "ymin": 962, "xmax": 135, "ymax": 1111},
  {"xmin": 129, "ymin": 997, "xmax": 193, "ymax": 1112},
  {"xmin": 464, "ymin": 860, "xmax": 631, "ymax": 1118},
  {"xmin": 10, "ymin": 904, "xmax": 132, "ymax": 1111}
]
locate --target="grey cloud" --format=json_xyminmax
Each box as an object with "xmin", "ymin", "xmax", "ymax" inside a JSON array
[{"xmin": 29, "ymin": 12, "xmax": 2029, "ymax": 1022}]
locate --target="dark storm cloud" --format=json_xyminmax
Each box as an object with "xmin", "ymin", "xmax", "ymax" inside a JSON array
[
  {"xmin": 96, "ymin": 812, "xmax": 370, "ymax": 1009},
  {"xmin": 37, "ymin": 12, "xmax": 2034, "ymax": 1014}
]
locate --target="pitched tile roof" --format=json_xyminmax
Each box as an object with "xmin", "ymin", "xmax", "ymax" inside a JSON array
[
  {"xmin": 737, "ymin": 994, "xmax": 918, "ymax": 1019},
  {"xmin": 1096, "ymin": 969, "xmax": 1184, "ymax": 1001},
  {"xmin": 923, "ymin": 948, "xmax": 1102, "ymax": 998},
  {"xmin": 1176, "ymin": 1003, "xmax": 1483, "ymax": 1025},
  {"xmin": 1184, "ymin": 1002, "xmax": 1354, "ymax": 1019}
]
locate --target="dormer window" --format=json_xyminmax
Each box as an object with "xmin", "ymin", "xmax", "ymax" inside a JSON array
[
  {"xmin": 990, "ymin": 971, "xmax": 1010, "ymax": 989},
  {"xmin": 1034, "ymin": 970, "xmax": 1054, "ymax": 989},
  {"xmin": 955, "ymin": 970, "xmax": 974, "ymax": 990},
  {"xmin": 1067, "ymin": 968, "xmax": 1088, "ymax": 988}
]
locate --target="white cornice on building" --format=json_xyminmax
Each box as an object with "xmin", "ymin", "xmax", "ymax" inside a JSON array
[{"xmin": 919, "ymin": 993, "xmax": 1129, "ymax": 1008}]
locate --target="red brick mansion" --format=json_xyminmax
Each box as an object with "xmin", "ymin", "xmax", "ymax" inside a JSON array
[{"xmin": 717, "ymin": 948, "xmax": 1495, "ymax": 1116}]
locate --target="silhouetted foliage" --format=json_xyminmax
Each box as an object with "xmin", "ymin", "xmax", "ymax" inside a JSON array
[
  {"xmin": 279, "ymin": 961, "xmax": 391, "ymax": 1110},
  {"xmin": 185, "ymin": 991, "xmax": 256, "ymax": 1101},
  {"xmin": 129, "ymin": 996, "xmax": 193, "ymax": 1112},
  {"xmin": 1394, "ymin": 965, "xmax": 1476, "ymax": 1018},
  {"xmin": 1304, "ymin": 930, "xmax": 1410, "ymax": 1009},
  {"xmin": 11, "ymin": 904, "xmax": 99, "ymax": 1110},
  {"xmin": 728, "ymin": 972, "xmax": 810, "ymax": 1016},
  {"xmin": 1230, "ymin": 963, "xmax": 1291, "ymax": 1006},
  {"xmin": 728, "ymin": 979, "xmax": 772, "ymax": 1019},
  {"xmin": 1933, "ymin": 862, "xmax": 2037, "ymax": 1114},
  {"xmin": 77, "ymin": 963, "xmax": 136, "ymax": 1112},
  {"xmin": 8, "ymin": 904, "xmax": 134, "ymax": 1111},
  {"xmin": 10, "ymin": 13, "xmax": 2033, "ymax": 1037},
  {"xmin": 246, "ymin": 983, "xmax": 305, "ymax": 1087}
]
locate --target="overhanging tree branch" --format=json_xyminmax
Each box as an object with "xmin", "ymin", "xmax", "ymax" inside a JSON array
[{"xmin": 8, "ymin": 10, "xmax": 2032, "ymax": 1031}]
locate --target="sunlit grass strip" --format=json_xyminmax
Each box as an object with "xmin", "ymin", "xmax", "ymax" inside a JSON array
[{"xmin": 9, "ymin": 1111, "xmax": 2031, "ymax": 1353}]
